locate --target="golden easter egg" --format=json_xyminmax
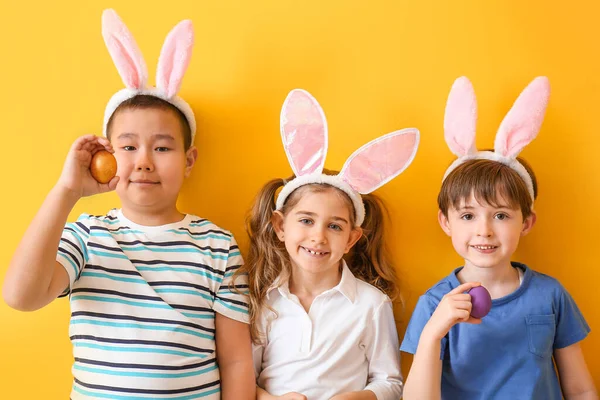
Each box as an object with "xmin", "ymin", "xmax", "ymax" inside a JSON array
[{"xmin": 90, "ymin": 150, "xmax": 117, "ymax": 184}]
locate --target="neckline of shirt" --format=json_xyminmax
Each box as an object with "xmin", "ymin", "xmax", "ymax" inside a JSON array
[
  {"xmin": 268, "ymin": 260, "xmax": 358, "ymax": 304},
  {"xmin": 450, "ymin": 262, "xmax": 531, "ymax": 306},
  {"xmin": 117, "ymin": 208, "xmax": 193, "ymax": 233}
]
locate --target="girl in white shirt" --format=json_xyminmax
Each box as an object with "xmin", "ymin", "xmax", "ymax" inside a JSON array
[{"xmin": 235, "ymin": 89, "xmax": 419, "ymax": 400}]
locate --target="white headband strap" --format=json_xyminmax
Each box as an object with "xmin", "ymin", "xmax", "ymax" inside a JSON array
[
  {"xmin": 103, "ymin": 89, "xmax": 196, "ymax": 138},
  {"xmin": 442, "ymin": 151, "xmax": 535, "ymax": 204},
  {"xmin": 276, "ymin": 174, "xmax": 366, "ymax": 226}
]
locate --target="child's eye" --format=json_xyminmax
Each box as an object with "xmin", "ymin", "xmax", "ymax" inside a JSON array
[
  {"xmin": 299, "ymin": 218, "xmax": 313, "ymax": 225},
  {"xmin": 155, "ymin": 147, "xmax": 170, "ymax": 152},
  {"xmin": 122, "ymin": 146, "xmax": 136, "ymax": 151},
  {"xmin": 328, "ymin": 223, "xmax": 342, "ymax": 231},
  {"xmin": 495, "ymin": 213, "xmax": 509, "ymax": 220},
  {"xmin": 460, "ymin": 214, "xmax": 474, "ymax": 221}
]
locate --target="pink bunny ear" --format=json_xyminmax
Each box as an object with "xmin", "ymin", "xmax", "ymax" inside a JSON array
[
  {"xmin": 444, "ymin": 76, "xmax": 478, "ymax": 157},
  {"xmin": 339, "ymin": 128, "xmax": 419, "ymax": 194},
  {"xmin": 156, "ymin": 20, "xmax": 194, "ymax": 99},
  {"xmin": 495, "ymin": 76, "xmax": 550, "ymax": 158},
  {"xmin": 280, "ymin": 89, "xmax": 328, "ymax": 177},
  {"xmin": 101, "ymin": 9, "xmax": 148, "ymax": 89}
]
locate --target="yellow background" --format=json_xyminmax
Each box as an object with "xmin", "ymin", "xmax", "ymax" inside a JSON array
[{"xmin": 1, "ymin": 0, "xmax": 598, "ymax": 397}]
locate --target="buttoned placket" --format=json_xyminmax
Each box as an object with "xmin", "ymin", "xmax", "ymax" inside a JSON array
[{"xmin": 282, "ymin": 289, "xmax": 336, "ymax": 353}]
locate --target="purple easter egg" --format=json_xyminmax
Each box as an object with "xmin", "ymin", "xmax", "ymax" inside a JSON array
[{"xmin": 468, "ymin": 286, "xmax": 492, "ymax": 319}]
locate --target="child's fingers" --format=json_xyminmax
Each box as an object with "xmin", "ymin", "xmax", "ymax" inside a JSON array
[
  {"xmin": 280, "ymin": 394, "xmax": 307, "ymax": 400},
  {"xmin": 87, "ymin": 138, "xmax": 114, "ymax": 154},
  {"xmin": 96, "ymin": 176, "xmax": 119, "ymax": 193},
  {"xmin": 451, "ymin": 308, "xmax": 471, "ymax": 322},
  {"xmin": 446, "ymin": 281, "xmax": 481, "ymax": 296},
  {"xmin": 107, "ymin": 176, "xmax": 120, "ymax": 191},
  {"xmin": 76, "ymin": 135, "xmax": 106, "ymax": 153},
  {"xmin": 466, "ymin": 316, "xmax": 482, "ymax": 325},
  {"xmin": 90, "ymin": 143, "xmax": 109, "ymax": 155},
  {"xmin": 71, "ymin": 134, "xmax": 97, "ymax": 151},
  {"xmin": 451, "ymin": 293, "xmax": 473, "ymax": 302},
  {"xmin": 452, "ymin": 300, "xmax": 473, "ymax": 311},
  {"xmin": 97, "ymin": 136, "xmax": 114, "ymax": 152}
]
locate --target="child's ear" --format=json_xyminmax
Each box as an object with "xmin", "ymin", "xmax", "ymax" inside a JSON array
[
  {"xmin": 438, "ymin": 210, "xmax": 452, "ymax": 236},
  {"xmin": 271, "ymin": 211, "xmax": 285, "ymax": 241},
  {"xmin": 184, "ymin": 146, "xmax": 198, "ymax": 177},
  {"xmin": 521, "ymin": 211, "xmax": 537, "ymax": 236},
  {"xmin": 344, "ymin": 227, "xmax": 363, "ymax": 253}
]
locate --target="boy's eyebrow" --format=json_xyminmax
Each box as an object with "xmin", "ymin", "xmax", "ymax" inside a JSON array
[
  {"xmin": 153, "ymin": 134, "xmax": 176, "ymax": 141},
  {"xmin": 295, "ymin": 211, "xmax": 349, "ymax": 224},
  {"xmin": 116, "ymin": 132, "xmax": 138, "ymax": 140},
  {"xmin": 115, "ymin": 133, "xmax": 175, "ymax": 141}
]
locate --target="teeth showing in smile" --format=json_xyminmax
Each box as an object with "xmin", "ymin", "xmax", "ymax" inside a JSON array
[
  {"xmin": 473, "ymin": 245, "xmax": 496, "ymax": 250},
  {"xmin": 302, "ymin": 247, "xmax": 326, "ymax": 255}
]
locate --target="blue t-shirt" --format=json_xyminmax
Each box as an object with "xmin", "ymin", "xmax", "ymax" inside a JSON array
[{"xmin": 400, "ymin": 262, "xmax": 590, "ymax": 400}]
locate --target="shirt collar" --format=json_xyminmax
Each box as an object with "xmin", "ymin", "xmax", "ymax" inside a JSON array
[
  {"xmin": 266, "ymin": 260, "xmax": 358, "ymax": 303},
  {"xmin": 336, "ymin": 260, "xmax": 358, "ymax": 303}
]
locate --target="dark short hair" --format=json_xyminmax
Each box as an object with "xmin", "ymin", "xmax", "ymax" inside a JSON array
[{"xmin": 106, "ymin": 95, "xmax": 192, "ymax": 150}]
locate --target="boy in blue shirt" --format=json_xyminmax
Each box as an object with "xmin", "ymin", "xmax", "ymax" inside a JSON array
[{"xmin": 401, "ymin": 77, "xmax": 597, "ymax": 400}]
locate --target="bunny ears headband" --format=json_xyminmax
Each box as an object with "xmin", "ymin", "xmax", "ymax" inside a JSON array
[
  {"xmin": 101, "ymin": 9, "xmax": 196, "ymax": 141},
  {"xmin": 443, "ymin": 76, "xmax": 551, "ymax": 204},
  {"xmin": 275, "ymin": 89, "xmax": 420, "ymax": 226}
]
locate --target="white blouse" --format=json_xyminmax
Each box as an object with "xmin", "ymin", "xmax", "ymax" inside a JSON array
[{"xmin": 253, "ymin": 261, "xmax": 403, "ymax": 400}]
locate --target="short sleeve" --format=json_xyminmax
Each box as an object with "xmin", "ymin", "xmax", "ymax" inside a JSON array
[
  {"xmin": 400, "ymin": 294, "xmax": 447, "ymax": 359},
  {"xmin": 553, "ymin": 286, "xmax": 591, "ymax": 349},
  {"xmin": 55, "ymin": 215, "xmax": 91, "ymax": 297},
  {"xmin": 212, "ymin": 235, "xmax": 250, "ymax": 323}
]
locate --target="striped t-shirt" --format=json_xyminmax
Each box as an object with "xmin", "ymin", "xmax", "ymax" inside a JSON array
[{"xmin": 56, "ymin": 209, "xmax": 249, "ymax": 400}]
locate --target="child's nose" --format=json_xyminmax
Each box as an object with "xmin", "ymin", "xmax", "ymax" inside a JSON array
[
  {"xmin": 476, "ymin": 220, "xmax": 493, "ymax": 237},
  {"xmin": 310, "ymin": 227, "xmax": 327, "ymax": 243},
  {"xmin": 135, "ymin": 150, "xmax": 155, "ymax": 172}
]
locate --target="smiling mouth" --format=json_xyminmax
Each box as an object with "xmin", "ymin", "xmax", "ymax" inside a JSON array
[
  {"xmin": 131, "ymin": 180, "xmax": 159, "ymax": 185},
  {"xmin": 301, "ymin": 246, "xmax": 329, "ymax": 256},
  {"xmin": 471, "ymin": 245, "xmax": 498, "ymax": 250}
]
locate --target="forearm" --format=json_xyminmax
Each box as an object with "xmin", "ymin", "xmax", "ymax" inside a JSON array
[
  {"xmin": 3, "ymin": 184, "xmax": 78, "ymax": 310},
  {"xmin": 402, "ymin": 330, "xmax": 443, "ymax": 400},
  {"xmin": 555, "ymin": 343, "xmax": 598, "ymax": 400},
  {"xmin": 331, "ymin": 390, "xmax": 376, "ymax": 400},
  {"xmin": 220, "ymin": 360, "xmax": 256, "ymax": 400},
  {"xmin": 565, "ymin": 390, "xmax": 599, "ymax": 400}
]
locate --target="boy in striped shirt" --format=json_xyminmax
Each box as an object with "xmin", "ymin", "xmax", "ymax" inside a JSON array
[{"xmin": 3, "ymin": 9, "xmax": 255, "ymax": 400}]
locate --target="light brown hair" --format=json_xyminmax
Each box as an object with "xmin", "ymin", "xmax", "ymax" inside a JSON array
[
  {"xmin": 235, "ymin": 170, "xmax": 400, "ymax": 343},
  {"xmin": 438, "ymin": 157, "xmax": 538, "ymax": 218}
]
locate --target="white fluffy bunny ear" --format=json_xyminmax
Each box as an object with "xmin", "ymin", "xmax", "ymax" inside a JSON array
[
  {"xmin": 444, "ymin": 76, "xmax": 478, "ymax": 157},
  {"xmin": 280, "ymin": 89, "xmax": 328, "ymax": 177},
  {"xmin": 495, "ymin": 76, "xmax": 550, "ymax": 158},
  {"xmin": 339, "ymin": 128, "xmax": 420, "ymax": 194},
  {"xmin": 156, "ymin": 20, "xmax": 194, "ymax": 99},
  {"xmin": 102, "ymin": 9, "xmax": 148, "ymax": 90}
]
